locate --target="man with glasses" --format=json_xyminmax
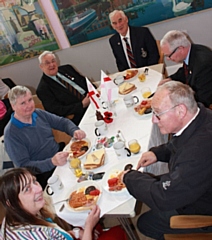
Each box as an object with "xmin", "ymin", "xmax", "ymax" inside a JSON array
[
  {"xmin": 37, "ymin": 51, "xmax": 90, "ymax": 125},
  {"xmin": 122, "ymin": 81, "xmax": 212, "ymax": 239},
  {"xmin": 159, "ymin": 30, "xmax": 212, "ymax": 109}
]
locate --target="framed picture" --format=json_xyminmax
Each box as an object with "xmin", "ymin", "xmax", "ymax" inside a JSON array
[
  {"xmin": 0, "ymin": 0, "xmax": 60, "ymax": 67},
  {"xmin": 51, "ymin": 0, "xmax": 212, "ymax": 46}
]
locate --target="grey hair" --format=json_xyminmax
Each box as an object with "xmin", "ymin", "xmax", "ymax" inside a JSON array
[
  {"xmin": 38, "ymin": 51, "xmax": 55, "ymax": 64},
  {"xmin": 160, "ymin": 30, "xmax": 191, "ymax": 52},
  {"xmin": 157, "ymin": 81, "xmax": 197, "ymax": 114},
  {"xmin": 109, "ymin": 10, "xmax": 126, "ymax": 22},
  {"xmin": 8, "ymin": 86, "xmax": 32, "ymax": 105}
]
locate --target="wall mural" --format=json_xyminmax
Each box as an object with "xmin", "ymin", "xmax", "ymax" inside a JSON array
[
  {"xmin": 51, "ymin": 0, "xmax": 212, "ymax": 46},
  {"xmin": 0, "ymin": 0, "xmax": 59, "ymax": 67}
]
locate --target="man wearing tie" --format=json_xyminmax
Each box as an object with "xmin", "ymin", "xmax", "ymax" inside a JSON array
[
  {"xmin": 109, "ymin": 10, "xmax": 159, "ymax": 72},
  {"xmin": 159, "ymin": 30, "xmax": 212, "ymax": 108},
  {"xmin": 37, "ymin": 51, "xmax": 90, "ymax": 125}
]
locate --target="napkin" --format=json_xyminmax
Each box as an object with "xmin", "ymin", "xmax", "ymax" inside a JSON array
[
  {"xmin": 100, "ymin": 70, "xmax": 118, "ymax": 104},
  {"xmin": 86, "ymin": 77, "xmax": 102, "ymax": 110}
]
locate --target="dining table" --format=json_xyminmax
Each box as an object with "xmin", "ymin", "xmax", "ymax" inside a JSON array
[{"xmin": 47, "ymin": 63, "xmax": 165, "ymax": 240}]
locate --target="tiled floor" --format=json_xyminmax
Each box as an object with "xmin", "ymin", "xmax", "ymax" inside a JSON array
[{"xmin": 103, "ymin": 203, "xmax": 154, "ymax": 240}]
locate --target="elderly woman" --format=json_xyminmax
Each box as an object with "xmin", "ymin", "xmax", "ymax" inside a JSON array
[
  {"xmin": 0, "ymin": 168, "xmax": 127, "ymax": 240},
  {"xmin": 0, "ymin": 168, "xmax": 100, "ymax": 239},
  {"xmin": 4, "ymin": 86, "xmax": 86, "ymax": 189}
]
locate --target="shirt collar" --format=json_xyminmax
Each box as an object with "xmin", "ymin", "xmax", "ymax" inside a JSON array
[
  {"xmin": 174, "ymin": 107, "xmax": 200, "ymax": 136},
  {"xmin": 11, "ymin": 111, "xmax": 38, "ymax": 128},
  {"xmin": 120, "ymin": 27, "xmax": 130, "ymax": 40},
  {"xmin": 184, "ymin": 46, "xmax": 191, "ymax": 65}
]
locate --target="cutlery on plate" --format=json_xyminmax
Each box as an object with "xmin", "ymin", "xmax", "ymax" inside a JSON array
[
  {"xmin": 54, "ymin": 197, "xmax": 69, "ymax": 205},
  {"xmin": 59, "ymin": 204, "xmax": 65, "ymax": 212}
]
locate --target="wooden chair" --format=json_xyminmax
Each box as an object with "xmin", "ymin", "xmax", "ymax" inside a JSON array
[
  {"xmin": 32, "ymin": 95, "xmax": 72, "ymax": 145},
  {"xmin": 156, "ymin": 40, "xmax": 168, "ymax": 78},
  {"xmin": 164, "ymin": 215, "xmax": 212, "ymax": 240}
]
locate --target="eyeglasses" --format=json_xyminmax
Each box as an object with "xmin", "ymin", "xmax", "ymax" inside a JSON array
[
  {"xmin": 42, "ymin": 59, "xmax": 56, "ymax": 66},
  {"xmin": 152, "ymin": 105, "xmax": 179, "ymax": 120},
  {"xmin": 166, "ymin": 47, "xmax": 179, "ymax": 58}
]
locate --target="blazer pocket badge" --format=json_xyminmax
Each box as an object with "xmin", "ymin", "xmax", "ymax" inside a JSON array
[{"xmin": 141, "ymin": 48, "xmax": 147, "ymax": 58}]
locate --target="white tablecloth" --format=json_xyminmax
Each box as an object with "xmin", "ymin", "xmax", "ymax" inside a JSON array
[{"xmin": 50, "ymin": 66, "xmax": 163, "ymax": 227}]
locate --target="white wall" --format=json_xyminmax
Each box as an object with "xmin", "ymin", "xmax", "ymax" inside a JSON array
[{"xmin": 0, "ymin": 9, "xmax": 211, "ymax": 93}]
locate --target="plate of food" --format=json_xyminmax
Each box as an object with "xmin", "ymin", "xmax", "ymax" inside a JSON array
[
  {"xmin": 102, "ymin": 161, "xmax": 136, "ymax": 194},
  {"xmin": 119, "ymin": 82, "xmax": 137, "ymax": 95},
  {"xmin": 83, "ymin": 148, "xmax": 106, "ymax": 170},
  {"xmin": 123, "ymin": 69, "xmax": 138, "ymax": 81},
  {"xmin": 65, "ymin": 180, "xmax": 102, "ymax": 212},
  {"xmin": 64, "ymin": 138, "xmax": 91, "ymax": 159},
  {"xmin": 134, "ymin": 99, "xmax": 152, "ymax": 119}
]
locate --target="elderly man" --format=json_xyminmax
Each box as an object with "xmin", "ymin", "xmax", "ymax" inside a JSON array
[
  {"xmin": 123, "ymin": 81, "xmax": 212, "ymax": 239},
  {"xmin": 160, "ymin": 30, "xmax": 212, "ymax": 108},
  {"xmin": 109, "ymin": 10, "xmax": 159, "ymax": 72},
  {"xmin": 36, "ymin": 51, "xmax": 90, "ymax": 125},
  {"xmin": 4, "ymin": 86, "xmax": 86, "ymax": 189}
]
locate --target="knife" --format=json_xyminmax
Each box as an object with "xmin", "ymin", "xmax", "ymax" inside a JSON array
[{"xmin": 147, "ymin": 92, "xmax": 155, "ymax": 99}]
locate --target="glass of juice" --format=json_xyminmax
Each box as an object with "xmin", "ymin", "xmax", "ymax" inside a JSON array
[
  {"xmin": 141, "ymin": 87, "xmax": 151, "ymax": 99},
  {"xmin": 128, "ymin": 139, "xmax": 141, "ymax": 154}
]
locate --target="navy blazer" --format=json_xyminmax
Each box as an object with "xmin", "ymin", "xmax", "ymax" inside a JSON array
[
  {"xmin": 170, "ymin": 44, "xmax": 212, "ymax": 107},
  {"xmin": 36, "ymin": 65, "xmax": 88, "ymax": 125},
  {"xmin": 109, "ymin": 26, "xmax": 159, "ymax": 71}
]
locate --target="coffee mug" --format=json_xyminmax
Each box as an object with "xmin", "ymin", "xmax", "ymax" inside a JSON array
[
  {"xmin": 123, "ymin": 95, "xmax": 139, "ymax": 108},
  {"xmin": 46, "ymin": 175, "xmax": 63, "ymax": 196},
  {"xmin": 114, "ymin": 75, "xmax": 124, "ymax": 85},
  {"xmin": 95, "ymin": 120, "xmax": 108, "ymax": 136},
  {"xmin": 113, "ymin": 141, "xmax": 131, "ymax": 158}
]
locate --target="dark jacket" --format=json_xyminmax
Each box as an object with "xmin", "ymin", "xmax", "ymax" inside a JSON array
[
  {"xmin": 124, "ymin": 104, "xmax": 212, "ymax": 215},
  {"xmin": 36, "ymin": 65, "xmax": 88, "ymax": 125},
  {"xmin": 109, "ymin": 26, "xmax": 159, "ymax": 71},
  {"xmin": 170, "ymin": 44, "xmax": 212, "ymax": 107}
]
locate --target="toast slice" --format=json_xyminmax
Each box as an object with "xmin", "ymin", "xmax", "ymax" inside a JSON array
[
  {"xmin": 84, "ymin": 149, "xmax": 105, "ymax": 169},
  {"xmin": 119, "ymin": 82, "xmax": 136, "ymax": 95}
]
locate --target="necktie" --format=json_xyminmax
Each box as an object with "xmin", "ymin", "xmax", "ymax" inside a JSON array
[
  {"xmin": 123, "ymin": 37, "xmax": 136, "ymax": 68},
  {"xmin": 183, "ymin": 62, "xmax": 189, "ymax": 84},
  {"xmin": 56, "ymin": 75, "xmax": 83, "ymax": 100}
]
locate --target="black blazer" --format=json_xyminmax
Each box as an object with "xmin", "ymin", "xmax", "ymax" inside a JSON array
[
  {"xmin": 109, "ymin": 26, "xmax": 159, "ymax": 71},
  {"xmin": 36, "ymin": 65, "xmax": 89, "ymax": 125},
  {"xmin": 170, "ymin": 44, "xmax": 212, "ymax": 107}
]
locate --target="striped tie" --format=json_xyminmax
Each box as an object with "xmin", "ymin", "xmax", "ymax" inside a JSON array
[
  {"xmin": 56, "ymin": 75, "xmax": 83, "ymax": 100},
  {"xmin": 123, "ymin": 37, "xmax": 136, "ymax": 68},
  {"xmin": 183, "ymin": 62, "xmax": 189, "ymax": 84}
]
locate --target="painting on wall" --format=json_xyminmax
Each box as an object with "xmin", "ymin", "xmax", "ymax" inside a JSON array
[
  {"xmin": 51, "ymin": 0, "xmax": 211, "ymax": 46},
  {"xmin": 0, "ymin": 0, "xmax": 59, "ymax": 67}
]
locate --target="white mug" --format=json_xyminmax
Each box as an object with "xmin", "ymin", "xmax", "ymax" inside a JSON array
[
  {"xmin": 95, "ymin": 120, "xmax": 108, "ymax": 136},
  {"xmin": 114, "ymin": 75, "xmax": 124, "ymax": 85},
  {"xmin": 113, "ymin": 141, "xmax": 131, "ymax": 158},
  {"xmin": 46, "ymin": 175, "xmax": 63, "ymax": 196},
  {"xmin": 123, "ymin": 95, "xmax": 139, "ymax": 108}
]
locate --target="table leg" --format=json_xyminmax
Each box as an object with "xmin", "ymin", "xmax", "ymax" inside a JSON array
[{"xmin": 117, "ymin": 217, "xmax": 138, "ymax": 240}]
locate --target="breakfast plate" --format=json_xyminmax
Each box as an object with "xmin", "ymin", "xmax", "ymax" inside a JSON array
[
  {"xmin": 64, "ymin": 138, "xmax": 92, "ymax": 160},
  {"xmin": 102, "ymin": 160, "xmax": 137, "ymax": 194},
  {"xmin": 65, "ymin": 180, "xmax": 102, "ymax": 212},
  {"xmin": 111, "ymin": 69, "xmax": 139, "ymax": 83}
]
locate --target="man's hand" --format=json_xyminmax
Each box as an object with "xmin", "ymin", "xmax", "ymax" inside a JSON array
[
  {"xmin": 158, "ymin": 78, "xmax": 171, "ymax": 86},
  {"xmin": 136, "ymin": 151, "xmax": 157, "ymax": 170},
  {"xmin": 51, "ymin": 152, "xmax": 69, "ymax": 166},
  {"xmin": 82, "ymin": 94, "xmax": 90, "ymax": 108},
  {"xmin": 74, "ymin": 130, "xmax": 86, "ymax": 140}
]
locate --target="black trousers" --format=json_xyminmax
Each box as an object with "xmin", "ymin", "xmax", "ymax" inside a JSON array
[
  {"xmin": 36, "ymin": 142, "xmax": 65, "ymax": 190},
  {"xmin": 137, "ymin": 209, "xmax": 212, "ymax": 240}
]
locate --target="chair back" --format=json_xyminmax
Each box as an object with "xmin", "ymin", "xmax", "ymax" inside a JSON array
[{"xmin": 156, "ymin": 40, "xmax": 164, "ymax": 64}]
